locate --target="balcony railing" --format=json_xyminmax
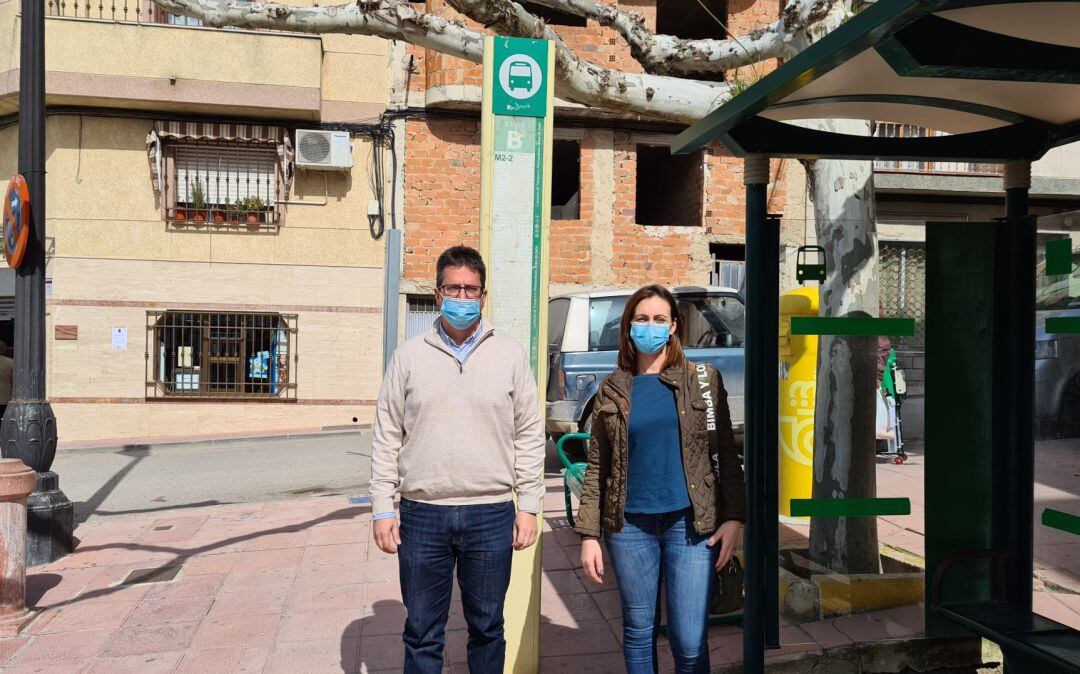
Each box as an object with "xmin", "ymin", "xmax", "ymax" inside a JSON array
[
  {"xmin": 873, "ymin": 122, "xmax": 1002, "ymax": 176},
  {"xmin": 46, "ymin": 0, "xmax": 193, "ymax": 24}
]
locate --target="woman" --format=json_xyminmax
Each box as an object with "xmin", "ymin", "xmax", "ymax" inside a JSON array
[{"xmin": 575, "ymin": 285, "xmax": 746, "ymax": 674}]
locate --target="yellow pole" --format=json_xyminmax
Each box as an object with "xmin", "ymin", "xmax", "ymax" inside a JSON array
[
  {"xmin": 778, "ymin": 286, "xmax": 819, "ymax": 522},
  {"xmin": 478, "ymin": 35, "xmax": 553, "ymax": 673}
]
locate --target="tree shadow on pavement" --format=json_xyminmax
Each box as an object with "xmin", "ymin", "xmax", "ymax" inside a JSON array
[{"xmin": 32, "ymin": 504, "xmax": 371, "ymax": 611}]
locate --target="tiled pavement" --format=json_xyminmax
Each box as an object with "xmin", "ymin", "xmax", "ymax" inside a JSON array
[{"xmin": 1, "ymin": 446, "xmax": 1078, "ymax": 673}]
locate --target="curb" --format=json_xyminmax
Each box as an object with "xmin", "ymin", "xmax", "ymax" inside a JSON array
[{"xmin": 57, "ymin": 426, "xmax": 371, "ymax": 455}]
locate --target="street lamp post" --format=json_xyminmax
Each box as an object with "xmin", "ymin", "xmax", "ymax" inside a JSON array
[{"xmin": 0, "ymin": 0, "xmax": 73, "ymax": 566}]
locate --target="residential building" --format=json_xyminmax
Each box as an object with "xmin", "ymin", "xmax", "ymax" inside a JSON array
[{"xmin": 0, "ymin": 0, "xmax": 392, "ymax": 443}]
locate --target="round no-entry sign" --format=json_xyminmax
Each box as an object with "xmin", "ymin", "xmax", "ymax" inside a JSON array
[{"xmin": 3, "ymin": 174, "xmax": 30, "ymax": 269}]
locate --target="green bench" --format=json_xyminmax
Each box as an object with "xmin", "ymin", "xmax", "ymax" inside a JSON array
[
  {"xmin": 930, "ymin": 511, "xmax": 1080, "ymax": 673},
  {"xmin": 556, "ymin": 433, "xmax": 589, "ymax": 528}
]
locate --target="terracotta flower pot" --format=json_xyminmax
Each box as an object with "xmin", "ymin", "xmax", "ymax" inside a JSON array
[
  {"xmin": 174, "ymin": 209, "xmax": 188, "ymax": 221},
  {"xmin": 193, "ymin": 211, "xmax": 207, "ymax": 223},
  {"xmin": 246, "ymin": 213, "xmax": 260, "ymax": 224},
  {"xmin": 213, "ymin": 210, "xmax": 227, "ymax": 223}
]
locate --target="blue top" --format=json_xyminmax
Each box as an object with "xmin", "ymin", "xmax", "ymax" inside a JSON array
[{"xmin": 625, "ymin": 374, "xmax": 691, "ymax": 514}]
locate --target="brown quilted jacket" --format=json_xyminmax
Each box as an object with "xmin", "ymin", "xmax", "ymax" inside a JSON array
[{"xmin": 574, "ymin": 362, "xmax": 746, "ymax": 539}]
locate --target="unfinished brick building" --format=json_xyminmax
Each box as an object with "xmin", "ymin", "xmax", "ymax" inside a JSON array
[{"xmin": 389, "ymin": 0, "xmax": 797, "ymax": 329}]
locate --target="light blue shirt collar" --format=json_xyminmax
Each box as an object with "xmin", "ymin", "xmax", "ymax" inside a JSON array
[{"xmin": 436, "ymin": 318, "xmax": 484, "ymax": 364}]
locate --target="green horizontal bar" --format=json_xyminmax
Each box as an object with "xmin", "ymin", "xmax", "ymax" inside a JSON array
[
  {"xmin": 1042, "ymin": 508, "xmax": 1080, "ymax": 537},
  {"xmin": 1047, "ymin": 317, "xmax": 1080, "ymax": 334},
  {"xmin": 790, "ymin": 497, "xmax": 911, "ymax": 518},
  {"xmin": 791, "ymin": 317, "xmax": 916, "ymax": 337}
]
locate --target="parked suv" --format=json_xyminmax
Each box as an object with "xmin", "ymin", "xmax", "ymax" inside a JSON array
[{"xmin": 546, "ymin": 286, "xmax": 745, "ymax": 455}]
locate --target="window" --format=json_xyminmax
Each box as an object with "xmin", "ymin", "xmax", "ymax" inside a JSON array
[
  {"xmin": 589, "ymin": 296, "xmax": 629, "ymax": 351},
  {"xmin": 551, "ymin": 140, "xmax": 581, "ymax": 220},
  {"xmin": 678, "ymin": 294, "xmax": 744, "ymax": 349},
  {"xmin": 635, "ymin": 144, "xmax": 704, "ymax": 227},
  {"xmin": 165, "ymin": 141, "xmax": 282, "ymax": 227},
  {"xmin": 657, "ymin": 0, "xmax": 727, "ymax": 39},
  {"xmin": 548, "ymin": 298, "xmax": 571, "ymax": 351},
  {"xmin": 146, "ymin": 311, "xmax": 297, "ymax": 400},
  {"xmin": 521, "ymin": 1, "xmax": 587, "ymax": 27},
  {"xmin": 710, "ymin": 243, "xmax": 746, "ymax": 290},
  {"xmin": 406, "ymin": 295, "xmax": 440, "ymax": 340}
]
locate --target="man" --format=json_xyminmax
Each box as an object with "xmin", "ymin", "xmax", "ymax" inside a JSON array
[{"xmin": 370, "ymin": 245, "xmax": 545, "ymax": 674}]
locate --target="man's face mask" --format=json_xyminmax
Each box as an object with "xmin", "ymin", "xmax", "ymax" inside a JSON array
[{"xmin": 441, "ymin": 297, "xmax": 481, "ymax": 330}]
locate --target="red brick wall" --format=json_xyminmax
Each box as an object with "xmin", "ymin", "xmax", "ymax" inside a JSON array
[
  {"xmin": 402, "ymin": 0, "xmax": 788, "ymax": 287},
  {"xmin": 548, "ymin": 134, "xmax": 594, "ymax": 285},
  {"xmin": 404, "ymin": 119, "xmax": 787, "ymax": 287},
  {"xmin": 403, "ymin": 118, "xmax": 482, "ymax": 284}
]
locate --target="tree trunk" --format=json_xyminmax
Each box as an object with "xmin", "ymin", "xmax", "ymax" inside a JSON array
[{"xmin": 806, "ymin": 119, "xmax": 881, "ymax": 575}]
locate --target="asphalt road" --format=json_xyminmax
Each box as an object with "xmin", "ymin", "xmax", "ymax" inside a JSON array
[{"xmin": 52, "ymin": 431, "xmax": 372, "ymax": 524}]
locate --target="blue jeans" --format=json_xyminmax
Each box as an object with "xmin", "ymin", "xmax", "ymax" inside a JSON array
[
  {"xmin": 605, "ymin": 508, "xmax": 718, "ymax": 674},
  {"xmin": 398, "ymin": 498, "xmax": 516, "ymax": 674}
]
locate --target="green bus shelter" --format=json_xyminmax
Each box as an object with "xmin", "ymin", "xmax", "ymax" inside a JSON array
[{"xmin": 674, "ymin": 0, "xmax": 1080, "ymax": 671}]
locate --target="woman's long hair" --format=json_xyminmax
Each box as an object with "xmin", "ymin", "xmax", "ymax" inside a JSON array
[{"xmin": 616, "ymin": 285, "xmax": 688, "ymax": 373}]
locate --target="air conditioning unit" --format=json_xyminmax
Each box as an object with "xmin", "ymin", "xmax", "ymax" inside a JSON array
[{"xmin": 295, "ymin": 129, "xmax": 353, "ymax": 170}]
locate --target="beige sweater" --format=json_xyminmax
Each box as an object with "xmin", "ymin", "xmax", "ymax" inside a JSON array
[{"xmin": 369, "ymin": 322, "xmax": 546, "ymax": 516}]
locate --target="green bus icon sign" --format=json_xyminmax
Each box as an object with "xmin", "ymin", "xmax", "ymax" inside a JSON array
[
  {"xmin": 492, "ymin": 38, "xmax": 548, "ymax": 118},
  {"xmin": 508, "ymin": 61, "xmax": 533, "ymax": 92}
]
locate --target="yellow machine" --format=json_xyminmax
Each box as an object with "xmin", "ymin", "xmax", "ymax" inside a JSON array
[{"xmin": 778, "ymin": 287, "xmax": 820, "ymax": 521}]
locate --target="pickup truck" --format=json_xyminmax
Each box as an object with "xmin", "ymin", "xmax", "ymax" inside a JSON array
[{"xmin": 546, "ymin": 286, "xmax": 745, "ymax": 457}]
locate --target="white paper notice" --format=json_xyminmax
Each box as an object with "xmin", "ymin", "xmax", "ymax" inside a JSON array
[
  {"xmin": 489, "ymin": 115, "xmax": 544, "ymax": 366},
  {"xmin": 112, "ymin": 328, "xmax": 128, "ymax": 351}
]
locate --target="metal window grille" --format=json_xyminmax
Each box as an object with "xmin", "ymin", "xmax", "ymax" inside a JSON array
[
  {"xmin": 165, "ymin": 141, "xmax": 281, "ymax": 228},
  {"xmin": 406, "ymin": 296, "xmax": 439, "ymax": 341},
  {"xmin": 146, "ymin": 311, "xmax": 298, "ymax": 400},
  {"xmin": 879, "ymin": 242, "xmax": 927, "ymax": 349},
  {"xmin": 873, "ymin": 123, "xmax": 1001, "ymax": 175}
]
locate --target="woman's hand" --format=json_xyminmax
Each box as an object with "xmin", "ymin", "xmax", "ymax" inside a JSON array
[
  {"xmin": 580, "ymin": 538, "xmax": 605, "ymax": 585},
  {"xmin": 707, "ymin": 520, "xmax": 743, "ymax": 570}
]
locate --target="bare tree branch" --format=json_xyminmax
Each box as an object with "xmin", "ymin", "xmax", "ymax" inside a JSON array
[
  {"xmin": 151, "ymin": 0, "xmax": 729, "ymax": 122},
  {"xmin": 522, "ymin": 0, "xmax": 842, "ymax": 75},
  {"xmin": 442, "ymin": 0, "xmax": 728, "ymax": 121},
  {"xmin": 150, "ymin": 0, "xmax": 485, "ymax": 62}
]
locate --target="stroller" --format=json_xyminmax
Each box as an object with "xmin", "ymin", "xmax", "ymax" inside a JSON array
[{"xmin": 876, "ymin": 348, "xmax": 908, "ymax": 464}]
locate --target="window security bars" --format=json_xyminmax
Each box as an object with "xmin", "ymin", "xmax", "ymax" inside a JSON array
[
  {"xmin": 146, "ymin": 311, "xmax": 298, "ymax": 400},
  {"xmin": 873, "ymin": 123, "xmax": 1001, "ymax": 175},
  {"xmin": 164, "ymin": 141, "xmax": 282, "ymax": 229}
]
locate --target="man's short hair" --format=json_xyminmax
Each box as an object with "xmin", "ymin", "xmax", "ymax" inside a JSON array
[{"xmin": 436, "ymin": 246, "xmax": 487, "ymax": 289}]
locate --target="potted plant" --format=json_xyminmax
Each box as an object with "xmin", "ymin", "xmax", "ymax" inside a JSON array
[
  {"xmin": 191, "ymin": 182, "xmax": 207, "ymax": 222},
  {"xmin": 237, "ymin": 196, "xmax": 267, "ymax": 224}
]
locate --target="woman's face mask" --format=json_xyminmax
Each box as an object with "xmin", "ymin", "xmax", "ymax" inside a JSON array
[{"xmin": 629, "ymin": 322, "xmax": 671, "ymax": 355}]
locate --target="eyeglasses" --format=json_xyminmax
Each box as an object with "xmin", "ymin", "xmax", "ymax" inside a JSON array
[{"xmin": 439, "ymin": 284, "xmax": 485, "ymax": 299}]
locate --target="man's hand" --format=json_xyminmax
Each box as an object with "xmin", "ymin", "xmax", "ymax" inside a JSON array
[
  {"xmin": 373, "ymin": 517, "xmax": 401, "ymax": 555},
  {"xmin": 707, "ymin": 520, "xmax": 743, "ymax": 570},
  {"xmin": 513, "ymin": 512, "xmax": 538, "ymax": 550}
]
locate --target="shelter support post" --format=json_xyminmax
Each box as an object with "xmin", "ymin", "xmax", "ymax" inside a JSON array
[
  {"xmin": 743, "ymin": 155, "xmax": 780, "ymax": 673},
  {"xmin": 993, "ymin": 160, "xmax": 1035, "ymax": 609}
]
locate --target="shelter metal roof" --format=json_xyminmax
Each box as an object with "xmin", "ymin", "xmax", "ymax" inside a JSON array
[{"xmin": 673, "ymin": 0, "xmax": 1080, "ymax": 162}]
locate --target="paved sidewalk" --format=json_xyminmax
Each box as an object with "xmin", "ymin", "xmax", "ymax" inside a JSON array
[{"xmin": 0, "ymin": 462, "xmax": 1075, "ymax": 673}]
